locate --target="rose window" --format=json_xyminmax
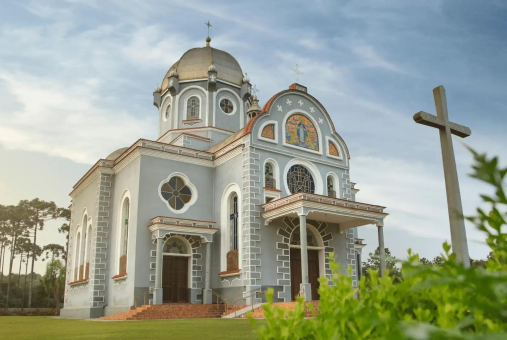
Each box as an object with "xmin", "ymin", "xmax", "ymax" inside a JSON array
[{"xmin": 160, "ymin": 176, "xmax": 192, "ymax": 210}]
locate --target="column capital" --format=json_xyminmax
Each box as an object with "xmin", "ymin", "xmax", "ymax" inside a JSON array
[{"xmin": 296, "ymin": 207, "xmax": 310, "ymax": 216}]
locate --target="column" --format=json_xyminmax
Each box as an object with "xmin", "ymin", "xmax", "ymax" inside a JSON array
[
  {"xmin": 378, "ymin": 225, "xmax": 386, "ymax": 278},
  {"xmin": 299, "ymin": 214, "xmax": 312, "ymax": 301},
  {"xmin": 153, "ymin": 236, "xmax": 164, "ymax": 304},
  {"xmin": 202, "ymin": 241, "xmax": 212, "ymax": 304}
]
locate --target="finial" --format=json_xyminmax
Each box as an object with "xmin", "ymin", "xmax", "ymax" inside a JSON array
[
  {"xmin": 205, "ymin": 20, "xmax": 212, "ymax": 46},
  {"xmin": 291, "ymin": 64, "xmax": 304, "ymax": 82},
  {"xmin": 243, "ymin": 72, "xmax": 250, "ymax": 83}
]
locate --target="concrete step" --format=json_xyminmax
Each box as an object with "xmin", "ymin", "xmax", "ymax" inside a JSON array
[{"xmin": 101, "ymin": 304, "xmax": 227, "ymax": 321}]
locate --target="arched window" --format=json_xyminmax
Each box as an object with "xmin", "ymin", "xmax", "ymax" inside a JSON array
[
  {"xmin": 84, "ymin": 224, "xmax": 93, "ymax": 280},
  {"xmin": 290, "ymin": 227, "xmax": 319, "ymax": 247},
  {"xmin": 118, "ymin": 197, "xmax": 130, "ymax": 275},
  {"xmin": 73, "ymin": 231, "xmax": 81, "ymax": 282},
  {"xmin": 164, "ymin": 237, "xmax": 189, "ymax": 255},
  {"xmin": 165, "ymin": 104, "xmax": 171, "ymax": 120},
  {"xmin": 287, "ymin": 164, "xmax": 315, "ymax": 194},
  {"xmin": 327, "ymin": 176, "xmax": 336, "ymax": 198},
  {"xmin": 265, "ymin": 163, "xmax": 275, "ymax": 188},
  {"xmin": 186, "ymin": 96, "xmax": 200, "ymax": 119},
  {"xmin": 229, "ymin": 193, "xmax": 238, "ymax": 251}
]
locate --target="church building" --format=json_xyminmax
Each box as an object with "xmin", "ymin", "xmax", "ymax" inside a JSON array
[{"xmin": 61, "ymin": 35, "xmax": 388, "ymax": 319}]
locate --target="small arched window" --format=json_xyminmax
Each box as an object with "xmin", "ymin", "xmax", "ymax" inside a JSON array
[
  {"xmin": 287, "ymin": 164, "xmax": 315, "ymax": 194},
  {"xmin": 290, "ymin": 227, "xmax": 319, "ymax": 247},
  {"xmin": 165, "ymin": 104, "xmax": 171, "ymax": 120},
  {"xmin": 327, "ymin": 176, "xmax": 336, "ymax": 198},
  {"xmin": 229, "ymin": 193, "xmax": 238, "ymax": 251},
  {"xmin": 84, "ymin": 224, "xmax": 93, "ymax": 280},
  {"xmin": 265, "ymin": 163, "xmax": 275, "ymax": 188},
  {"xmin": 74, "ymin": 231, "xmax": 81, "ymax": 282},
  {"xmin": 118, "ymin": 198, "xmax": 130, "ymax": 275},
  {"xmin": 186, "ymin": 96, "xmax": 200, "ymax": 119}
]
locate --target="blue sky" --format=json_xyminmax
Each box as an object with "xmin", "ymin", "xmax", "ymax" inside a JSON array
[{"xmin": 0, "ymin": 0, "xmax": 506, "ymax": 273}]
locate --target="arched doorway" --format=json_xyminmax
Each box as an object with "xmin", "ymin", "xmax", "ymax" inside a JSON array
[
  {"xmin": 289, "ymin": 225, "xmax": 324, "ymax": 301},
  {"xmin": 162, "ymin": 237, "xmax": 191, "ymax": 303}
]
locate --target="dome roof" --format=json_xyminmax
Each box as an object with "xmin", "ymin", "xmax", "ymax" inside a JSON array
[
  {"xmin": 106, "ymin": 147, "xmax": 128, "ymax": 161},
  {"xmin": 161, "ymin": 45, "xmax": 244, "ymax": 92}
]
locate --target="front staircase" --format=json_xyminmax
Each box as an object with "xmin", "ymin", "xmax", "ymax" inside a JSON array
[{"xmin": 100, "ymin": 304, "xmax": 225, "ymax": 321}]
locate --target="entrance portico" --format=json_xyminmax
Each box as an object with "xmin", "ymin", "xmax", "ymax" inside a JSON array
[
  {"xmin": 262, "ymin": 193, "xmax": 388, "ymax": 301},
  {"xmin": 148, "ymin": 217, "xmax": 218, "ymax": 305}
]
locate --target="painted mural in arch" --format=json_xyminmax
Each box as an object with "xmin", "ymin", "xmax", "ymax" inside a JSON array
[
  {"xmin": 285, "ymin": 114, "xmax": 319, "ymax": 151},
  {"xmin": 329, "ymin": 141, "xmax": 340, "ymax": 156},
  {"xmin": 261, "ymin": 124, "xmax": 275, "ymax": 139}
]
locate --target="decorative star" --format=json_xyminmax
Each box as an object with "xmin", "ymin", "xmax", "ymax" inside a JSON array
[
  {"xmin": 277, "ymin": 105, "xmax": 283, "ymax": 112},
  {"xmin": 298, "ymin": 100, "xmax": 304, "ymax": 106},
  {"xmin": 309, "ymin": 107, "xmax": 315, "ymax": 113},
  {"xmin": 210, "ymin": 74, "xmax": 216, "ymax": 82},
  {"xmin": 247, "ymin": 86, "xmax": 251, "ymax": 93},
  {"xmin": 286, "ymin": 99, "xmax": 292, "ymax": 105},
  {"xmin": 318, "ymin": 118, "xmax": 324, "ymax": 124},
  {"xmin": 169, "ymin": 80, "xmax": 174, "ymax": 87}
]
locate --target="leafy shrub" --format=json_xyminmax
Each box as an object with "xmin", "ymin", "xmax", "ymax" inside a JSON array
[{"xmin": 252, "ymin": 150, "xmax": 507, "ymax": 339}]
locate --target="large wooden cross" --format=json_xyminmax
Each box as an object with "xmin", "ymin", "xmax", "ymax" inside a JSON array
[{"xmin": 413, "ymin": 85, "xmax": 471, "ymax": 267}]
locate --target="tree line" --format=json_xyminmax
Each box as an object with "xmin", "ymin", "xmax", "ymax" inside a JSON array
[{"xmin": 0, "ymin": 199, "xmax": 70, "ymax": 309}]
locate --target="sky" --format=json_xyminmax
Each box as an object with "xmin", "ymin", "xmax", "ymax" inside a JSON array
[{"xmin": 0, "ymin": 0, "xmax": 506, "ymax": 274}]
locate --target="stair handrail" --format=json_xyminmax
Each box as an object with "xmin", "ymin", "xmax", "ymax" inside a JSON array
[
  {"xmin": 133, "ymin": 289, "xmax": 151, "ymax": 308},
  {"xmin": 210, "ymin": 290, "xmax": 227, "ymax": 313},
  {"xmin": 229, "ymin": 289, "xmax": 269, "ymax": 318}
]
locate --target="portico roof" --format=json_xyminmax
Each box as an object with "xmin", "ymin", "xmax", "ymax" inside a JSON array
[
  {"xmin": 261, "ymin": 193, "xmax": 388, "ymax": 230},
  {"xmin": 148, "ymin": 216, "xmax": 218, "ymax": 242}
]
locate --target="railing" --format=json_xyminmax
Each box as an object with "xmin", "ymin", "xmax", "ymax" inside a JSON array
[
  {"xmin": 328, "ymin": 190, "xmax": 336, "ymax": 198},
  {"xmin": 79, "ymin": 264, "xmax": 84, "ymax": 281},
  {"xmin": 211, "ymin": 290, "xmax": 227, "ymax": 313},
  {"xmin": 133, "ymin": 290, "xmax": 151, "ymax": 308},
  {"xmin": 85, "ymin": 262, "xmax": 90, "ymax": 280},
  {"xmin": 150, "ymin": 216, "xmax": 216, "ymax": 229},
  {"xmin": 261, "ymin": 192, "xmax": 386, "ymax": 214},
  {"xmin": 227, "ymin": 288, "xmax": 269, "ymax": 318}
]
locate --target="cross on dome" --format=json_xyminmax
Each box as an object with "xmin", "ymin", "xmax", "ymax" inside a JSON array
[{"xmin": 205, "ymin": 20, "xmax": 212, "ymax": 45}]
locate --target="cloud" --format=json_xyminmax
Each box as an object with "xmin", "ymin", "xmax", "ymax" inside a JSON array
[
  {"xmin": 352, "ymin": 45, "xmax": 405, "ymax": 74},
  {"xmin": 0, "ymin": 72, "xmax": 153, "ymax": 164}
]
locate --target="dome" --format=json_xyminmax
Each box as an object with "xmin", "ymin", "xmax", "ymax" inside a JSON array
[
  {"xmin": 161, "ymin": 45, "xmax": 244, "ymax": 92},
  {"xmin": 106, "ymin": 147, "xmax": 128, "ymax": 161}
]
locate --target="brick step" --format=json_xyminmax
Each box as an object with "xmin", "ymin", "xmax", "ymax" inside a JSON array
[{"xmin": 101, "ymin": 304, "xmax": 227, "ymax": 321}]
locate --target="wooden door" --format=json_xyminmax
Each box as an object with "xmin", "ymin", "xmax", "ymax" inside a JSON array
[
  {"xmin": 290, "ymin": 248, "xmax": 320, "ymax": 301},
  {"xmin": 162, "ymin": 256, "xmax": 189, "ymax": 303}
]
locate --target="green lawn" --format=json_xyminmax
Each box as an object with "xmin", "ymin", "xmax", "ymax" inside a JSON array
[{"xmin": 0, "ymin": 317, "xmax": 264, "ymax": 339}]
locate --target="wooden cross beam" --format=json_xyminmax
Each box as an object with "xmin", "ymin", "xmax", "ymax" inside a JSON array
[{"xmin": 413, "ymin": 85, "xmax": 471, "ymax": 267}]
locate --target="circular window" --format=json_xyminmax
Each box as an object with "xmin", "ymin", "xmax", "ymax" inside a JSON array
[
  {"xmin": 287, "ymin": 164, "xmax": 315, "ymax": 194},
  {"xmin": 160, "ymin": 176, "xmax": 192, "ymax": 211},
  {"xmin": 220, "ymin": 98, "xmax": 234, "ymax": 114}
]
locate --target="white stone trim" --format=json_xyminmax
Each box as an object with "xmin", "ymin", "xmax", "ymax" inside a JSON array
[
  {"xmin": 283, "ymin": 158, "xmax": 324, "ymax": 195},
  {"xmin": 281, "ymin": 109, "xmax": 323, "ymax": 155},
  {"xmin": 257, "ymin": 120, "xmax": 278, "ymax": 144},
  {"xmin": 158, "ymin": 172, "xmax": 198, "ymax": 214}
]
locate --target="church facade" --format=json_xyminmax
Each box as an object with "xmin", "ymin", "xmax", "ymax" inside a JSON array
[{"xmin": 60, "ymin": 37, "xmax": 388, "ymax": 319}]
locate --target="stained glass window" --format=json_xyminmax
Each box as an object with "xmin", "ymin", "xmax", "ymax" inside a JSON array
[
  {"xmin": 290, "ymin": 227, "xmax": 318, "ymax": 247},
  {"xmin": 287, "ymin": 164, "xmax": 315, "ymax": 194},
  {"xmin": 229, "ymin": 193, "xmax": 238, "ymax": 250},
  {"xmin": 220, "ymin": 98, "xmax": 234, "ymax": 114},
  {"xmin": 187, "ymin": 96, "xmax": 200, "ymax": 119},
  {"xmin": 164, "ymin": 238, "xmax": 188, "ymax": 254},
  {"xmin": 160, "ymin": 176, "xmax": 192, "ymax": 210}
]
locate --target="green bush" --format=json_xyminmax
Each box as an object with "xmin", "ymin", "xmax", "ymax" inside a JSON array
[{"xmin": 252, "ymin": 150, "xmax": 507, "ymax": 339}]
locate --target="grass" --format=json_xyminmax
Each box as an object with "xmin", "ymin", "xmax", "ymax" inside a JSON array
[{"xmin": 0, "ymin": 317, "xmax": 264, "ymax": 339}]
